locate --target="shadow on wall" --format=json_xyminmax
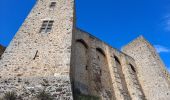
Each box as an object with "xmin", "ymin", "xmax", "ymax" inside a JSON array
[{"xmin": 0, "ymin": 45, "xmax": 6, "ymax": 58}]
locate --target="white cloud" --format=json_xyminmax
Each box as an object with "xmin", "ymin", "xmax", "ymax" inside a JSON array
[
  {"xmin": 163, "ymin": 14, "xmax": 170, "ymax": 31},
  {"xmin": 165, "ymin": 20, "xmax": 170, "ymax": 31},
  {"xmin": 154, "ymin": 45, "xmax": 170, "ymax": 53}
]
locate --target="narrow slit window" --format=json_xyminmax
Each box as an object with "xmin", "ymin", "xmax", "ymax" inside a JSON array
[
  {"xmin": 86, "ymin": 65, "xmax": 88, "ymax": 70},
  {"xmin": 114, "ymin": 56, "xmax": 121, "ymax": 65},
  {"xmin": 40, "ymin": 20, "xmax": 54, "ymax": 33},
  {"xmin": 50, "ymin": 2, "xmax": 56, "ymax": 8},
  {"xmin": 33, "ymin": 50, "xmax": 38, "ymax": 60},
  {"xmin": 100, "ymin": 69, "xmax": 102, "ymax": 75},
  {"xmin": 129, "ymin": 64, "xmax": 136, "ymax": 73}
]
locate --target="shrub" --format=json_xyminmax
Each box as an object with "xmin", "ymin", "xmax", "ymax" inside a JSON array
[
  {"xmin": 36, "ymin": 90, "xmax": 53, "ymax": 100},
  {"xmin": 3, "ymin": 91, "xmax": 17, "ymax": 100}
]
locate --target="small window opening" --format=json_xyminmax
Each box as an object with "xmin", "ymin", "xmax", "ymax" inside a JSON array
[
  {"xmin": 86, "ymin": 65, "xmax": 88, "ymax": 70},
  {"xmin": 129, "ymin": 64, "xmax": 136, "ymax": 73},
  {"xmin": 97, "ymin": 56, "xmax": 100, "ymax": 60},
  {"xmin": 100, "ymin": 69, "xmax": 102, "ymax": 75},
  {"xmin": 50, "ymin": 2, "xmax": 56, "ymax": 8},
  {"xmin": 40, "ymin": 20, "xmax": 54, "ymax": 33}
]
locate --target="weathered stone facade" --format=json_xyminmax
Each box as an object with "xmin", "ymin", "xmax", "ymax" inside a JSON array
[
  {"xmin": 71, "ymin": 29, "xmax": 146, "ymax": 100},
  {"xmin": 0, "ymin": 0, "xmax": 74, "ymax": 99},
  {"xmin": 122, "ymin": 36, "xmax": 170, "ymax": 100},
  {"xmin": 0, "ymin": 0, "xmax": 169, "ymax": 100}
]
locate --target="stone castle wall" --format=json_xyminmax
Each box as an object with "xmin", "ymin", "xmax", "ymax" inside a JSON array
[
  {"xmin": 0, "ymin": 0, "xmax": 74, "ymax": 99},
  {"xmin": 122, "ymin": 36, "xmax": 170, "ymax": 100},
  {"xmin": 71, "ymin": 29, "xmax": 145, "ymax": 100}
]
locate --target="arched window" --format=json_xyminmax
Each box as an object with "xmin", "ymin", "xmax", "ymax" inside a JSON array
[
  {"xmin": 129, "ymin": 64, "xmax": 136, "ymax": 73},
  {"xmin": 113, "ymin": 56, "xmax": 131, "ymax": 98},
  {"xmin": 74, "ymin": 39, "xmax": 89, "ymax": 94},
  {"xmin": 76, "ymin": 39, "xmax": 88, "ymax": 49},
  {"xmin": 96, "ymin": 48, "xmax": 106, "ymax": 77},
  {"xmin": 96, "ymin": 48, "xmax": 105, "ymax": 57},
  {"xmin": 76, "ymin": 39, "xmax": 88, "ymax": 70},
  {"xmin": 114, "ymin": 56, "xmax": 121, "ymax": 65}
]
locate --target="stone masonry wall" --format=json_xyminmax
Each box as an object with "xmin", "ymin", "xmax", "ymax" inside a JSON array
[
  {"xmin": 121, "ymin": 55, "xmax": 146, "ymax": 100},
  {"xmin": 71, "ymin": 28, "xmax": 145, "ymax": 100},
  {"xmin": 0, "ymin": 0, "xmax": 74, "ymax": 99},
  {"xmin": 0, "ymin": 76, "xmax": 72, "ymax": 100},
  {"xmin": 122, "ymin": 36, "xmax": 170, "ymax": 100}
]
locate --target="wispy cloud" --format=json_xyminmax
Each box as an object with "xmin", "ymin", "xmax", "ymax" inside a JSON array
[
  {"xmin": 163, "ymin": 14, "xmax": 170, "ymax": 31},
  {"xmin": 154, "ymin": 45, "xmax": 170, "ymax": 53}
]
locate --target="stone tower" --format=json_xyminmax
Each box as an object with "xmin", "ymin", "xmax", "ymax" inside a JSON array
[
  {"xmin": 0, "ymin": 0, "xmax": 74, "ymax": 99},
  {"xmin": 122, "ymin": 36, "xmax": 170, "ymax": 100}
]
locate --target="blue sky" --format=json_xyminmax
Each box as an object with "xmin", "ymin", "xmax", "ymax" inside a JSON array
[{"xmin": 0, "ymin": 0, "xmax": 170, "ymax": 71}]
